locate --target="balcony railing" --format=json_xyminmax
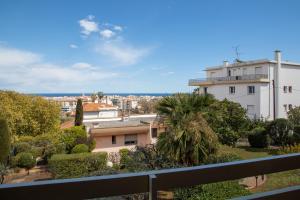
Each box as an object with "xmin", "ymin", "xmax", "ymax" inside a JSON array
[
  {"xmin": 189, "ymin": 74, "xmax": 268, "ymax": 86},
  {"xmin": 0, "ymin": 153, "xmax": 300, "ymax": 200}
]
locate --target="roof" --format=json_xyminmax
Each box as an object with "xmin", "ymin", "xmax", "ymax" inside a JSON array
[
  {"xmin": 83, "ymin": 103, "xmax": 117, "ymax": 112},
  {"xmin": 205, "ymin": 59, "xmax": 300, "ymax": 71}
]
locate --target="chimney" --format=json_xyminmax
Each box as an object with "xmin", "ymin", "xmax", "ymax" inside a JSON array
[
  {"xmin": 223, "ymin": 60, "xmax": 229, "ymax": 67},
  {"xmin": 274, "ymin": 50, "xmax": 282, "ymax": 119}
]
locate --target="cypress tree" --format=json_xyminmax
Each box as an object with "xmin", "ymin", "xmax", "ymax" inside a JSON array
[
  {"xmin": 75, "ymin": 99, "xmax": 83, "ymax": 126},
  {"xmin": 0, "ymin": 119, "xmax": 11, "ymax": 164}
]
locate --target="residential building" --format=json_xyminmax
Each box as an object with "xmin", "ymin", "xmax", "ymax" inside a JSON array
[
  {"xmin": 83, "ymin": 103, "xmax": 118, "ymax": 120},
  {"xmin": 189, "ymin": 50, "xmax": 300, "ymax": 120}
]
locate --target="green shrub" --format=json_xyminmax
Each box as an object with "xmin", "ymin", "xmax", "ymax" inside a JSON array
[
  {"xmin": 71, "ymin": 144, "xmax": 89, "ymax": 154},
  {"xmin": 267, "ymin": 118, "xmax": 294, "ymax": 146},
  {"xmin": 33, "ymin": 134, "xmax": 55, "ymax": 147},
  {"xmin": 292, "ymin": 125, "xmax": 300, "ymax": 144},
  {"xmin": 30, "ymin": 146, "xmax": 44, "ymax": 158},
  {"xmin": 204, "ymin": 153, "xmax": 241, "ymax": 164},
  {"xmin": 248, "ymin": 127, "xmax": 270, "ymax": 148},
  {"xmin": 17, "ymin": 135, "xmax": 34, "ymax": 144},
  {"xmin": 15, "ymin": 152, "xmax": 35, "ymax": 169},
  {"xmin": 13, "ymin": 142, "xmax": 31, "ymax": 155},
  {"xmin": 276, "ymin": 144, "xmax": 300, "ymax": 155},
  {"xmin": 43, "ymin": 142, "xmax": 66, "ymax": 161},
  {"xmin": 0, "ymin": 119, "xmax": 11, "ymax": 164},
  {"xmin": 217, "ymin": 127, "xmax": 239, "ymax": 146},
  {"xmin": 48, "ymin": 152, "xmax": 107, "ymax": 179},
  {"xmin": 61, "ymin": 126, "xmax": 87, "ymax": 153},
  {"xmin": 174, "ymin": 181, "xmax": 250, "ymax": 200},
  {"xmin": 119, "ymin": 148, "xmax": 131, "ymax": 167}
]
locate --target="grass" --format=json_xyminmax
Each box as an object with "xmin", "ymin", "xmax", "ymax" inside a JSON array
[{"xmin": 219, "ymin": 144, "xmax": 300, "ymax": 194}]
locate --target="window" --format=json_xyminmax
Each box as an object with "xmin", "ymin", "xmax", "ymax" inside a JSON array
[
  {"xmin": 124, "ymin": 134, "xmax": 137, "ymax": 145},
  {"xmin": 255, "ymin": 67, "xmax": 262, "ymax": 74},
  {"xmin": 283, "ymin": 86, "xmax": 287, "ymax": 93},
  {"xmin": 289, "ymin": 86, "xmax": 292, "ymax": 93},
  {"xmin": 151, "ymin": 128, "xmax": 158, "ymax": 138},
  {"xmin": 204, "ymin": 87, "xmax": 208, "ymax": 95},
  {"xmin": 112, "ymin": 136, "xmax": 116, "ymax": 144},
  {"xmin": 248, "ymin": 86, "xmax": 255, "ymax": 94},
  {"xmin": 284, "ymin": 104, "xmax": 287, "ymax": 112},
  {"xmin": 229, "ymin": 86, "xmax": 235, "ymax": 94},
  {"xmin": 289, "ymin": 104, "xmax": 293, "ymax": 110}
]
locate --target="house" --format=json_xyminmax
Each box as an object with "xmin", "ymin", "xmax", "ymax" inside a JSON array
[
  {"xmin": 87, "ymin": 114, "xmax": 165, "ymax": 153},
  {"xmin": 189, "ymin": 50, "xmax": 300, "ymax": 120},
  {"xmin": 83, "ymin": 103, "xmax": 118, "ymax": 120}
]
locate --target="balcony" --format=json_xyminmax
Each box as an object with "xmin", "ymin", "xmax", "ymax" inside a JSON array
[
  {"xmin": 0, "ymin": 153, "xmax": 300, "ymax": 200},
  {"xmin": 189, "ymin": 74, "xmax": 269, "ymax": 86}
]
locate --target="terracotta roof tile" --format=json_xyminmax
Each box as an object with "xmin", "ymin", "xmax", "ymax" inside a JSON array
[{"xmin": 83, "ymin": 103, "xmax": 116, "ymax": 112}]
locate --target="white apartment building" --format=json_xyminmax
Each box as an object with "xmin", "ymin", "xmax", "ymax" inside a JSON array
[{"xmin": 189, "ymin": 50, "xmax": 300, "ymax": 120}]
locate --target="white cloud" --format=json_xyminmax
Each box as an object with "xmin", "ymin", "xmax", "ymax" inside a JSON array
[
  {"xmin": 114, "ymin": 25, "xmax": 123, "ymax": 31},
  {"xmin": 0, "ymin": 46, "xmax": 41, "ymax": 67},
  {"xmin": 0, "ymin": 46, "xmax": 118, "ymax": 92},
  {"xmin": 95, "ymin": 41, "xmax": 150, "ymax": 66},
  {"xmin": 79, "ymin": 16, "xmax": 99, "ymax": 36},
  {"xmin": 100, "ymin": 29, "xmax": 115, "ymax": 39},
  {"xmin": 71, "ymin": 62, "xmax": 93, "ymax": 69},
  {"xmin": 69, "ymin": 44, "xmax": 78, "ymax": 49}
]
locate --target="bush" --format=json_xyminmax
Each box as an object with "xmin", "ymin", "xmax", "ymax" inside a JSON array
[
  {"xmin": 17, "ymin": 135, "xmax": 34, "ymax": 144},
  {"xmin": 267, "ymin": 118, "xmax": 294, "ymax": 146},
  {"xmin": 71, "ymin": 144, "xmax": 89, "ymax": 154},
  {"xmin": 14, "ymin": 152, "xmax": 35, "ymax": 169},
  {"xmin": 48, "ymin": 152, "xmax": 107, "ymax": 179},
  {"xmin": 43, "ymin": 142, "xmax": 66, "ymax": 161},
  {"xmin": 292, "ymin": 125, "xmax": 300, "ymax": 144},
  {"xmin": 174, "ymin": 181, "xmax": 250, "ymax": 200},
  {"xmin": 217, "ymin": 127, "xmax": 239, "ymax": 146},
  {"xmin": 13, "ymin": 142, "xmax": 31, "ymax": 155},
  {"xmin": 204, "ymin": 153, "xmax": 241, "ymax": 164},
  {"xmin": 30, "ymin": 146, "xmax": 44, "ymax": 158},
  {"xmin": 0, "ymin": 119, "xmax": 11, "ymax": 164},
  {"xmin": 61, "ymin": 126, "xmax": 87, "ymax": 153},
  {"xmin": 119, "ymin": 148, "xmax": 131, "ymax": 168},
  {"xmin": 276, "ymin": 144, "xmax": 300, "ymax": 155},
  {"xmin": 248, "ymin": 127, "xmax": 270, "ymax": 148}
]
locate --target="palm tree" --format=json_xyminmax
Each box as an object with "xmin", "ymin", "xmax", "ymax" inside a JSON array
[{"xmin": 156, "ymin": 93, "xmax": 218, "ymax": 166}]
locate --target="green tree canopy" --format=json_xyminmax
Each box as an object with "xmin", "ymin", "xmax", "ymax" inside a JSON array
[
  {"xmin": 156, "ymin": 94, "xmax": 218, "ymax": 165},
  {"xmin": 75, "ymin": 99, "xmax": 83, "ymax": 126},
  {"xmin": 288, "ymin": 106, "xmax": 300, "ymax": 126},
  {"xmin": 0, "ymin": 119, "xmax": 11, "ymax": 164},
  {"xmin": 0, "ymin": 91, "xmax": 60, "ymax": 137}
]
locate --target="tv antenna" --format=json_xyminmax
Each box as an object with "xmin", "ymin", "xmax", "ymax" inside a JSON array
[{"xmin": 232, "ymin": 45, "xmax": 242, "ymax": 61}]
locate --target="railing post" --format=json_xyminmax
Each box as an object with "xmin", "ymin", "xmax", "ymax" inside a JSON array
[{"xmin": 149, "ymin": 174, "xmax": 157, "ymax": 200}]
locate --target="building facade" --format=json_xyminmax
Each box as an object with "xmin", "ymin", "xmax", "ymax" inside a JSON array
[{"xmin": 189, "ymin": 51, "xmax": 300, "ymax": 120}]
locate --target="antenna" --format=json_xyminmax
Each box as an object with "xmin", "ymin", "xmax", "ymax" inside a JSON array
[{"xmin": 232, "ymin": 45, "xmax": 242, "ymax": 61}]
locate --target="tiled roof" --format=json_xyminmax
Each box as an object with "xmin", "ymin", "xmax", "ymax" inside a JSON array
[{"xmin": 83, "ymin": 103, "xmax": 116, "ymax": 112}]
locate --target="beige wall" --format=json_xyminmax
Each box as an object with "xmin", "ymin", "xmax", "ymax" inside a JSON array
[{"xmin": 92, "ymin": 132, "xmax": 152, "ymax": 153}]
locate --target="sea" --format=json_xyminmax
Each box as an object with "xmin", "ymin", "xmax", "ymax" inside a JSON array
[{"xmin": 32, "ymin": 93, "xmax": 173, "ymax": 97}]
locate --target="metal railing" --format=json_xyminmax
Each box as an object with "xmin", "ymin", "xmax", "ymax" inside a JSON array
[
  {"xmin": 0, "ymin": 153, "xmax": 300, "ymax": 200},
  {"xmin": 189, "ymin": 74, "xmax": 268, "ymax": 86}
]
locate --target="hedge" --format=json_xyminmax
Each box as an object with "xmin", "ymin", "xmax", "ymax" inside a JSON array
[
  {"xmin": 48, "ymin": 152, "xmax": 107, "ymax": 179},
  {"xmin": 71, "ymin": 144, "xmax": 89, "ymax": 154},
  {"xmin": 248, "ymin": 127, "xmax": 270, "ymax": 148}
]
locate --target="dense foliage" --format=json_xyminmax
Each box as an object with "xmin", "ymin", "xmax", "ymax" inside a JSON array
[
  {"xmin": 267, "ymin": 118, "xmax": 294, "ymax": 146},
  {"xmin": 48, "ymin": 152, "xmax": 107, "ymax": 179},
  {"xmin": 13, "ymin": 152, "xmax": 35, "ymax": 170},
  {"xmin": 71, "ymin": 144, "xmax": 89, "ymax": 154},
  {"xmin": 248, "ymin": 127, "xmax": 270, "ymax": 148},
  {"xmin": 156, "ymin": 94, "xmax": 219, "ymax": 165},
  {"xmin": 0, "ymin": 119, "xmax": 11, "ymax": 164},
  {"xmin": 75, "ymin": 99, "xmax": 83, "ymax": 126},
  {"xmin": 287, "ymin": 106, "xmax": 300, "ymax": 126},
  {"xmin": 61, "ymin": 126, "xmax": 94, "ymax": 153},
  {"xmin": 0, "ymin": 91, "xmax": 60, "ymax": 136}
]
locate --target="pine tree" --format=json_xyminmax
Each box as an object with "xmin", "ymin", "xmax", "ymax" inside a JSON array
[
  {"xmin": 0, "ymin": 119, "xmax": 11, "ymax": 164},
  {"xmin": 75, "ymin": 99, "xmax": 83, "ymax": 126}
]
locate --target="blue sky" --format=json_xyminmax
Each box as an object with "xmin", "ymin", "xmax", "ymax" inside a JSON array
[{"xmin": 0, "ymin": 0, "xmax": 300, "ymax": 93}]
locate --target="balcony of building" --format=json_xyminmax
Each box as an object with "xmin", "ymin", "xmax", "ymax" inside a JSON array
[
  {"xmin": 0, "ymin": 153, "xmax": 300, "ymax": 200},
  {"xmin": 189, "ymin": 74, "xmax": 269, "ymax": 86}
]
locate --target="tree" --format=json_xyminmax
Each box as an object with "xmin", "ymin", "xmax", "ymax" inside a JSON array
[
  {"xmin": 75, "ymin": 99, "xmax": 83, "ymax": 126},
  {"xmin": 156, "ymin": 94, "xmax": 218, "ymax": 165},
  {"xmin": 288, "ymin": 106, "xmax": 300, "ymax": 126},
  {"xmin": 97, "ymin": 92, "xmax": 104, "ymax": 101},
  {"xmin": 0, "ymin": 119, "xmax": 10, "ymax": 164},
  {"xmin": 267, "ymin": 118, "xmax": 294, "ymax": 146},
  {"xmin": 139, "ymin": 99, "xmax": 158, "ymax": 114},
  {"xmin": 91, "ymin": 93, "xmax": 97, "ymax": 102},
  {"xmin": 0, "ymin": 91, "xmax": 60, "ymax": 136}
]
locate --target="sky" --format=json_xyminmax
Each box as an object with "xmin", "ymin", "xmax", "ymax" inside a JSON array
[{"xmin": 0, "ymin": 0, "xmax": 300, "ymax": 93}]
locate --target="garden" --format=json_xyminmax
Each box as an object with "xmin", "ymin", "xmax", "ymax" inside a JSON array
[{"xmin": 1, "ymin": 91, "xmax": 300, "ymax": 199}]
